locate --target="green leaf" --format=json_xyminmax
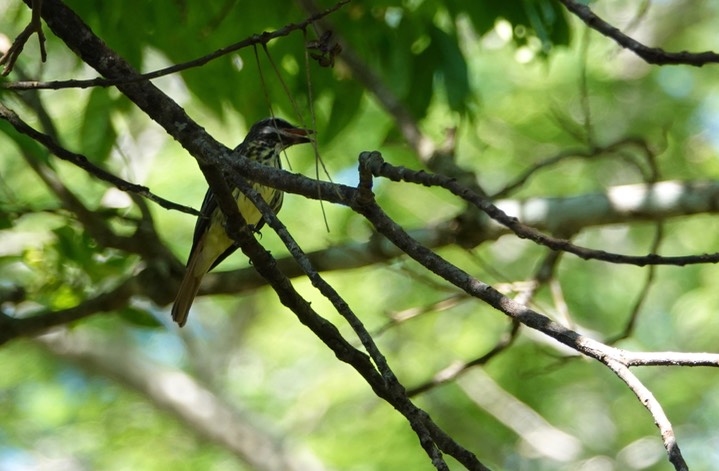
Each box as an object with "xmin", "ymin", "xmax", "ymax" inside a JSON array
[
  {"xmin": 524, "ymin": 0, "xmax": 571, "ymax": 50},
  {"xmin": 80, "ymin": 88, "xmax": 117, "ymax": 164},
  {"xmin": 0, "ymin": 119, "xmax": 53, "ymax": 167},
  {"xmin": 323, "ymin": 82, "xmax": 364, "ymax": 143},
  {"xmin": 52, "ymin": 225, "xmax": 94, "ymax": 268},
  {"xmin": 450, "ymin": 0, "xmax": 570, "ymax": 51},
  {"xmin": 429, "ymin": 26, "xmax": 470, "ymax": 114},
  {"xmin": 404, "ymin": 44, "xmax": 437, "ymax": 120},
  {"xmin": 117, "ymin": 306, "xmax": 163, "ymax": 328},
  {"xmin": 0, "ymin": 210, "xmax": 13, "ymax": 230}
]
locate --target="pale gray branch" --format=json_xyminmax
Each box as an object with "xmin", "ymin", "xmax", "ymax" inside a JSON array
[{"xmin": 35, "ymin": 329, "xmax": 332, "ymax": 471}]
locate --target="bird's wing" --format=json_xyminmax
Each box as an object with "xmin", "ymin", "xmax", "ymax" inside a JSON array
[
  {"xmin": 190, "ymin": 177, "xmax": 285, "ymax": 271},
  {"xmin": 188, "ymin": 188, "xmax": 239, "ymax": 271},
  {"xmin": 190, "ymin": 188, "xmax": 216, "ymax": 254}
]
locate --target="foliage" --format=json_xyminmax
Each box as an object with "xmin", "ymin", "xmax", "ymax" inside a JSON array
[{"xmin": 2, "ymin": 1, "xmax": 719, "ymax": 470}]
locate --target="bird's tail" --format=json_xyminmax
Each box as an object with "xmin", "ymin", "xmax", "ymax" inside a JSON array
[{"xmin": 171, "ymin": 253, "xmax": 205, "ymax": 327}]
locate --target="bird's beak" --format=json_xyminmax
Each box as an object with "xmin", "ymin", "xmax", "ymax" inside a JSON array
[{"xmin": 280, "ymin": 126, "xmax": 315, "ymax": 145}]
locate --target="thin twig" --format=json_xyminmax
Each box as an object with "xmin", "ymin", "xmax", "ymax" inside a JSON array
[
  {"xmin": 0, "ymin": 0, "xmax": 47, "ymax": 75},
  {"xmin": 229, "ymin": 173, "xmax": 481, "ymax": 471},
  {"xmin": 407, "ymin": 244, "xmax": 564, "ymax": 396},
  {"xmin": 407, "ymin": 321, "xmax": 520, "ymax": 397},
  {"xmin": 558, "ymin": 0, "xmax": 719, "ymax": 66},
  {"xmin": 604, "ymin": 359, "xmax": 688, "ymax": 471},
  {"xmin": 0, "ymin": 102, "xmax": 199, "ymax": 216},
  {"xmin": 2, "ymin": 0, "xmax": 350, "ymax": 90},
  {"xmin": 607, "ymin": 222, "xmax": 664, "ymax": 344},
  {"xmin": 359, "ymin": 152, "xmax": 719, "ymax": 266},
  {"xmin": 354, "ymin": 152, "xmax": 691, "ymax": 469},
  {"xmin": 492, "ymin": 137, "xmax": 650, "ymax": 199}
]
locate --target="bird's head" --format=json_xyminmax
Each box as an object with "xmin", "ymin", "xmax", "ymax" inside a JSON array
[{"xmin": 243, "ymin": 118, "xmax": 314, "ymax": 155}]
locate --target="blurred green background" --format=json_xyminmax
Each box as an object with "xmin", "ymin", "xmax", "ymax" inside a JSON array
[{"xmin": 2, "ymin": 0, "xmax": 719, "ymax": 470}]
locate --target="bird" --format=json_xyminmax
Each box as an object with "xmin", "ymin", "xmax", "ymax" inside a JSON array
[{"xmin": 171, "ymin": 117, "xmax": 313, "ymax": 327}]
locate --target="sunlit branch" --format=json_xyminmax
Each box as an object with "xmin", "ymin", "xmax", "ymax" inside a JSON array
[
  {"xmin": 604, "ymin": 359, "xmax": 687, "ymax": 471},
  {"xmin": 459, "ymin": 369, "xmax": 583, "ymax": 462},
  {"xmin": 620, "ymin": 351, "xmax": 719, "ymax": 367}
]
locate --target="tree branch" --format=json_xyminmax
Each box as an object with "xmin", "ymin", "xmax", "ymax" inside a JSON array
[
  {"xmin": 201, "ymin": 177, "xmax": 719, "ymax": 299},
  {"xmin": 224, "ymin": 175, "xmax": 485, "ymax": 470},
  {"xmin": 352, "ymin": 152, "xmax": 701, "ymax": 468},
  {"xmin": 35, "ymin": 329, "xmax": 333, "ymax": 471},
  {"xmin": 359, "ymin": 152, "xmax": 719, "ymax": 266},
  {"xmin": 0, "ymin": 102, "xmax": 199, "ymax": 216},
  {"xmin": 604, "ymin": 359, "xmax": 687, "ymax": 471},
  {"xmin": 0, "ymin": 0, "xmax": 46, "ymax": 75},
  {"xmin": 558, "ymin": 0, "xmax": 719, "ymax": 66},
  {"xmin": 2, "ymin": 0, "xmax": 350, "ymax": 89},
  {"xmin": 0, "ymin": 278, "xmax": 136, "ymax": 346}
]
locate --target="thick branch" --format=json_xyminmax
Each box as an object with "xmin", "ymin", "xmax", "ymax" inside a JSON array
[
  {"xmin": 35, "ymin": 330, "xmax": 332, "ymax": 471},
  {"xmin": 203, "ymin": 177, "xmax": 719, "ymax": 297}
]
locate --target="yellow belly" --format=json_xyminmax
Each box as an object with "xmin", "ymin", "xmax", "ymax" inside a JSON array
[{"xmin": 194, "ymin": 185, "xmax": 276, "ymax": 274}]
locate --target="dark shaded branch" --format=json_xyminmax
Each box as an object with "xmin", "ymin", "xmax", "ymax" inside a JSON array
[
  {"xmin": 558, "ymin": 0, "xmax": 719, "ymax": 66},
  {"xmin": 0, "ymin": 0, "xmax": 46, "ymax": 75},
  {"xmin": 353, "ymin": 153, "xmax": 691, "ymax": 469},
  {"xmin": 358, "ymin": 152, "xmax": 719, "ymax": 266},
  {"xmin": 0, "ymin": 278, "xmax": 135, "ymax": 346},
  {"xmin": 223, "ymin": 208, "xmax": 467, "ymax": 470},
  {"xmin": 0, "ymin": 102, "xmax": 199, "ymax": 216},
  {"xmin": 233, "ymin": 187, "xmax": 489, "ymax": 468},
  {"xmin": 2, "ymin": 0, "xmax": 349, "ymax": 90}
]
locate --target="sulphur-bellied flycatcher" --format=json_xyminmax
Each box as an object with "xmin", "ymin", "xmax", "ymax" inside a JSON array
[{"xmin": 171, "ymin": 118, "xmax": 313, "ymax": 327}]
